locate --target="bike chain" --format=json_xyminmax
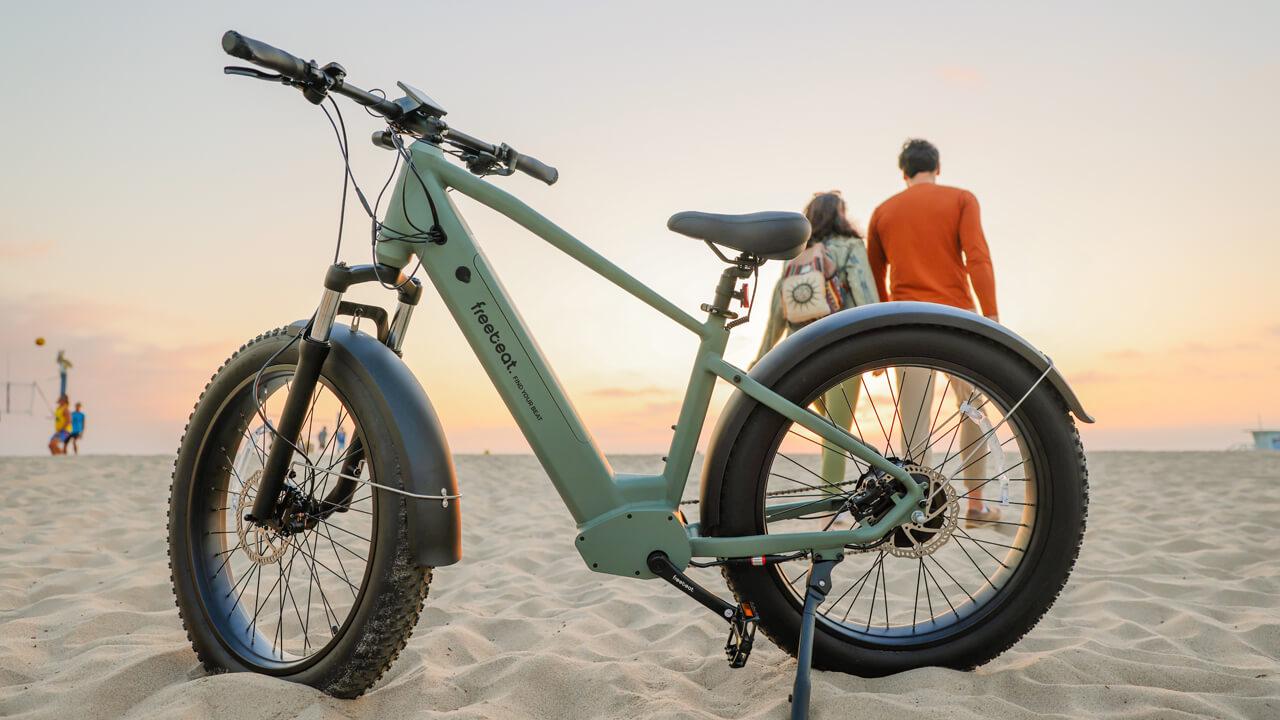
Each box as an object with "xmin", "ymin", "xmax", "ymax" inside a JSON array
[{"xmin": 678, "ymin": 477, "xmax": 863, "ymax": 505}]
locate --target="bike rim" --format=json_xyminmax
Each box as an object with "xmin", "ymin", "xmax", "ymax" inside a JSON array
[
  {"xmin": 190, "ymin": 366, "xmax": 377, "ymax": 671},
  {"xmin": 760, "ymin": 359, "xmax": 1045, "ymax": 646}
]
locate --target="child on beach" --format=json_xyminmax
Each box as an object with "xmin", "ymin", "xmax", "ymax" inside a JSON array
[
  {"xmin": 48, "ymin": 395, "xmax": 71, "ymax": 455},
  {"xmin": 67, "ymin": 403, "xmax": 86, "ymax": 455}
]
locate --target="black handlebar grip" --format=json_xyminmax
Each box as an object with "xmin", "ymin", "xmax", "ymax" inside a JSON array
[
  {"xmin": 222, "ymin": 30, "xmax": 314, "ymax": 82},
  {"xmin": 512, "ymin": 151, "xmax": 559, "ymax": 186}
]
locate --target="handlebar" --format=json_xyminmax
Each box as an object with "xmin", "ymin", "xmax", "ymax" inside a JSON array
[
  {"xmin": 222, "ymin": 31, "xmax": 317, "ymax": 84},
  {"xmin": 221, "ymin": 30, "xmax": 558, "ymax": 185},
  {"xmin": 510, "ymin": 150, "xmax": 559, "ymax": 185},
  {"xmin": 444, "ymin": 129, "xmax": 559, "ymax": 185}
]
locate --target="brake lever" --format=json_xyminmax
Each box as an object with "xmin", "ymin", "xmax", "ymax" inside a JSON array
[
  {"xmin": 224, "ymin": 66, "xmax": 292, "ymax": 85},
  {"xmin": 460, "ymin": 151, "xmax": 514, "ymax": 177}
]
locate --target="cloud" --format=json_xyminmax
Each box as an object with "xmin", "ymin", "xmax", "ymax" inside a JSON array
[
  {"xmin": 1069, "ymin": 370, "xmax": 1121, "ymax": 384},
  {"xmin": 1, "ymin": 239, "xmax": 54, "ymax": 261}
]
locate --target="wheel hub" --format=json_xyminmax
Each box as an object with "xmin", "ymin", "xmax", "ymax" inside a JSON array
[{"xmin": 886, "ymin": 463, "xmax": 959, "ymax": 558}]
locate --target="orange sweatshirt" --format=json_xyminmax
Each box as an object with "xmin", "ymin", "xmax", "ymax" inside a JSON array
[{"xmin": 866, "ymin": 183, "xmax": 998, "ymax": 317}]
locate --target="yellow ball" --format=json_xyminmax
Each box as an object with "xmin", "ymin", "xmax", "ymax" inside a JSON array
[{"xmin": 34, "ymin": 337, "xmax": 45, "ymax": 346}]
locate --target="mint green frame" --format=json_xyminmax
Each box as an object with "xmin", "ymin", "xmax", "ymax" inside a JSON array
[{"xmin": 375, "ymin": 141, "xmax": 923, "ymax": 570}]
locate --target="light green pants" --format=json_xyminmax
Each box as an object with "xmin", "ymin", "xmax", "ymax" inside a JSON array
[{"xmin": 812, "ymin": 378, "xmax": 861, "ymax": 486}]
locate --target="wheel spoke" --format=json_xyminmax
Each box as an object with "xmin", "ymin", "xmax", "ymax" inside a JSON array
[
  {"xmin": 921, "ymin": 558, "xmax": 959, "ymax": 619},
  {"xmin": 771, "ymin": 459, "xmax": 840, "ymax": 493},
  {"xmin": 759, "ymin": 363, "xmax": 1044, "ymax": 639},
  {"xmin": 903, "ymin": 369, "xmax": 935, "ymax": 462},
  {"xmin": 911, "ymin": 558, "xmax": 924, "ymax": 631},
  {"xmin": 859, "ymin": 374, "xmax": 893, "ymax": 457},
  {"xmin": 291, "ymin": 537, "xmax": 363, "ymax": 594},
  {"xmin": 187, "ymin": 369, "xmax": 377, "ymax": 669}
]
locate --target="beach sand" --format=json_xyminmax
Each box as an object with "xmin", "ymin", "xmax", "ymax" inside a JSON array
[{"xmin": 0, "ymin": 452, "xmax": 1276, "ymax": 719}]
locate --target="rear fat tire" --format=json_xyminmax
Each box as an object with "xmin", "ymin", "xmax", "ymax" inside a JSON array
[
  {"xmin": 167, "ymin": 327, "xmax": 431, "ymax": 697},
  {"xmin": 716, "ymin": 326, "xmax": 1088, "ymax": 675}
]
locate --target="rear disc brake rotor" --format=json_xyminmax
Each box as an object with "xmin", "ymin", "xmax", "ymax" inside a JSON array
[{"xmin": 887, "ymin": 463, "xmax": 959, "ymax": 558}]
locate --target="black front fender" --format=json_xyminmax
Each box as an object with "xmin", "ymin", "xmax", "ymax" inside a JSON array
[
  {"xmin": 697, "ymin": 301, "xmax": 1092, "ymax": 534},
  {"xmin": 298, "ymin": 323, "xmax": 461, "ymax": 567}
]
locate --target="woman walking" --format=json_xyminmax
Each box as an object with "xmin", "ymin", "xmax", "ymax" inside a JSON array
[{"xmin": 754, "ymin": 191, "xmax": 879, "ymax": 485}]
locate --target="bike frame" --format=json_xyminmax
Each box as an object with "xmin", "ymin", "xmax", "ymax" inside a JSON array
[{"xmin": 359, "ymin": 141, "xmax": 924, "ymax": 576}]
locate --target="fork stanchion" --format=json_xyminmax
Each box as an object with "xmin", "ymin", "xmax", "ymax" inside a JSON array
[{"xmin": 790, "ymin": 553, "xmax": 843, "ymax": 720}]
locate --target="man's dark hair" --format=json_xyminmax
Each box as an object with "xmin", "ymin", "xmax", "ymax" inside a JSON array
[{"xmin": 898, "ymin": 138, "xmax": 940, "ymax": 178}]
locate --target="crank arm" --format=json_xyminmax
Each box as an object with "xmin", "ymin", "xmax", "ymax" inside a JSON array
[{"xmin": 648, "ymin": 552, "xmax": 738, "ymax": 620}]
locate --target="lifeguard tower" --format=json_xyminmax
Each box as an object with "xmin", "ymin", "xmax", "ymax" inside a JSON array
[{"xmin": 1249, "ymin": 430, "xmax": 1280, "ymax": 451}]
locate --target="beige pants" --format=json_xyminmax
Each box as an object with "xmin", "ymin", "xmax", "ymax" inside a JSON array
[{"xmin": 895, "ymin": 368, "xmax": 991, "ymax": 505}]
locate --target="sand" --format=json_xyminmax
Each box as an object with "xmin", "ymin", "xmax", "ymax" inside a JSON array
[{"xmin": 0, "ymin": 451, "xmax": 1277, "ymax": 719}]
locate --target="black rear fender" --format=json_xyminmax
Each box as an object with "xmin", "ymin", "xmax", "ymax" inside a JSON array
[{"xmin": 697, "ymin": 301, "xmax": 1092, "ymax": 535}]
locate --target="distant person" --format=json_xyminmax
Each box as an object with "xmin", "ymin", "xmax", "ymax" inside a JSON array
[
  {"xmin": 335, "ymin": 427, "xmax": 347, "ymax": 453},
  {"xmin": 48, "ymin": 395, "xmax": 71, "ymax": 455},
  {"xmin": 755, "ymin": 191, "xmax": 880, "ymax": 484},
  {"xmin": 317, "ymin": 426, "xmax": 329, "ymax": 453},
  {"xmin": 866, "ymin": 138, "xmax": 1000, "ymax": 526},
  {"xmin": 56, "ymin": 350, "xmax": 73, "ymax": 397},
  {"xmin": 67, "ymin": 403, "xmax": 86, "ymax": 455}
]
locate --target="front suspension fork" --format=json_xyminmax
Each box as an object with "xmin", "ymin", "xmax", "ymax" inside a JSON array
[
  {"xmin": 248, "ymin": 262, "xmax": 421, "ymax": 526},
  {"xmin": 247, "ymin": 287, "xmax": 340, "ymax": 525}
]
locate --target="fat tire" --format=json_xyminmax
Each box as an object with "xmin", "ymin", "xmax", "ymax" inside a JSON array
[
  {"xmin": 716, "ymin": 326, "xmax": 1088, "ymax": 675},
  {"xmin": 167, "ymin": 327, "xmax": 430, "ymax": 697}
]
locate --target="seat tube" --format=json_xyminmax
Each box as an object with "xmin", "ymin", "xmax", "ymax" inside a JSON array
[
  {"xmin": 664, "ymin": 262, "xmax": 746, "ymax": 505},
  {"xmin": 665, "ymin": 322, "xmax": 728, "ymax": 505}
]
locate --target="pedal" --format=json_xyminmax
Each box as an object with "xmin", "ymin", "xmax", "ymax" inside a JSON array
[
  {"xmin": 648, "ymin": 551, "xmax": 760, "ymax": 668},
  {"xmin": 724, "ymin": 602, "xmax": 757, "ymax": 668}
]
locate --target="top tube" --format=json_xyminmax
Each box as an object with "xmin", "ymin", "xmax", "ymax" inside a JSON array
[{"xmin": 396, "ymin": 142, "xmax": 708, "ymax": 337}]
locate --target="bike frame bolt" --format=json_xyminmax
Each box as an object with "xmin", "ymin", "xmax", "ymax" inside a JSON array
[{"xmin": 911, "ymin": 510, "xmax": 927, "ymax": 524}]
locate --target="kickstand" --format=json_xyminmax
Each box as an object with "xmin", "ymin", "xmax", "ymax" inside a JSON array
[{"xmin": 790, "ymin": 553, "xmax": 842, "ymax": 720}]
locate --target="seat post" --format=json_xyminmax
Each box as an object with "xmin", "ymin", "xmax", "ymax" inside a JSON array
[{"xmin": 703, "ymin": 253, "xmax": 757, "ymax": 323}]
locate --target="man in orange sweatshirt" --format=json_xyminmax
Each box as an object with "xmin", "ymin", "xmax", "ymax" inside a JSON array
[{"xmin": 866, "ymin": 139, "xmax": 1002, "ymax": 526}]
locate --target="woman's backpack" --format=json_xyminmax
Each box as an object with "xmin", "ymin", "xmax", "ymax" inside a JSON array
[{"xmin": 779, "ymin": 242, "xmax": 845, "ymax": 327}]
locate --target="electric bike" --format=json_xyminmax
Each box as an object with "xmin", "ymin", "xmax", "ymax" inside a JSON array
[{"xmin": 168, "ymin": 31, "xmax": 1091, "ymax": 719}]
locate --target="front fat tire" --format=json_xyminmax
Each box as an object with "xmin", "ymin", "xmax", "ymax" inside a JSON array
[
  {"xmin": 716, "ymin": 326, "xmax": 1088, "ymax": 676},
  {"xmin": 166, "ymin": 327, "xmax": 431, "ymax": 697}
]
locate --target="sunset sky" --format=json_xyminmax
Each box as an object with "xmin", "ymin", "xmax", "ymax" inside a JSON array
[{"xmin": 2, "ymin": 1, "xmax": 1277, "ymax": 455}]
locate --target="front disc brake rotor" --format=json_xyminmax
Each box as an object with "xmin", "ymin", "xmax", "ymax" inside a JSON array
[{"xmin": 234, "ymin": 469, "xmax": 290, "ymax": 566}]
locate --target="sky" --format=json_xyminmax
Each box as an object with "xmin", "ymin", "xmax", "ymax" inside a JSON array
[{"xmin": 2, "ymin": 1, "xmax": 1278, "ymax": 455}]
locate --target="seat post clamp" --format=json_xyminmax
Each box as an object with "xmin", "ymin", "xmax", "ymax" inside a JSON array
[{"xmin": 700, "ymin": 303, "xmax": 739, "ymax": 320}]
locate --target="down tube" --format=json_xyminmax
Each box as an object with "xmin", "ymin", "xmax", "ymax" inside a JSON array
[{"xmin": 378, "ymin": 145, "xmax": 622, "ymax": 523}]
